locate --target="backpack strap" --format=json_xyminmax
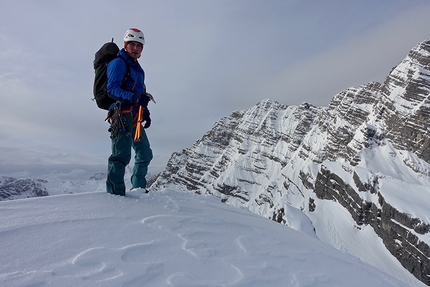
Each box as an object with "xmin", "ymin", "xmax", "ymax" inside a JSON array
[{"xmin": 117, "ymin": 56, "xmax": 131, "ymax": 90}]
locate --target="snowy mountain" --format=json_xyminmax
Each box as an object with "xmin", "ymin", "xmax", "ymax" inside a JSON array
[
  {"xmin": 0, "ymin": 170, "xmax": 159, "ymax": 200},
  {"xmin": 151, "ymin": 40, "xmax": 430, "ymax": 286},
  {"xmin": 0, "ymin": 176, "xmax": 48, "ymax": 200}
]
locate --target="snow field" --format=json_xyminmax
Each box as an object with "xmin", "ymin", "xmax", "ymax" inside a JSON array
[{"xmin": 0, "ymin": 189, "xmax": 410, "ymax": 287}]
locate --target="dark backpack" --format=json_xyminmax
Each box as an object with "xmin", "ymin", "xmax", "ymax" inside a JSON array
[{"xmin": 93, "ymin": 39, "xmax": 129, "ymax": 110}]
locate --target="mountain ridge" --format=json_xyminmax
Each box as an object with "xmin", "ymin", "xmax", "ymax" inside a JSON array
[{"xmin": 151, "ymin": 39, "xmax": 430, "ymax": 285}]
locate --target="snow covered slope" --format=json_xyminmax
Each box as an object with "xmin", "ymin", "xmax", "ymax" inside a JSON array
[
  {"xmin": 0, "ymin": 189, "xmax": 412, "ymax": 287},
  {"xmin": 151, "ymin": 40, "xmax": 430, "ymax": 285}
]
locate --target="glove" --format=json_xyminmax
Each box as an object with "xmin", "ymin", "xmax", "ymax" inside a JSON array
[
  {"xmin": 143, "ymin": 108, "xmax": 151, "ymax": 129},
  {"xmin": 132, "ymin": 92, "xmax": 150, "ymax": 107}
]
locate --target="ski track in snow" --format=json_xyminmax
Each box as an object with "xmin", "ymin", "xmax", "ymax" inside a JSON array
[{"xmin": 0, "ymin": 189, "xmax": 415, "ymax": 287}]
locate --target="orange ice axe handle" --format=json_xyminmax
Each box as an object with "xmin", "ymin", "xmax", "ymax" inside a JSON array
[{"xmin": 134, "ymin": 106, "xmax": 143, "ymax": 142}]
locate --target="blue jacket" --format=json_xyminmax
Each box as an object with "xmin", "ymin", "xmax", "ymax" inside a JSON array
[{"xmin": 106, "ymin": 48, "xmax": 145, "ymax": 111}]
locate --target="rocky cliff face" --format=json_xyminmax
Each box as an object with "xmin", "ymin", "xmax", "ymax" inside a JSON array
[
  {"xmin": 151, "ymin": 40, "xmax": 430, "ymax": 285},
  {"xmin": 0, "ymin": 176, "xmax": 49, "ymax": 200}
]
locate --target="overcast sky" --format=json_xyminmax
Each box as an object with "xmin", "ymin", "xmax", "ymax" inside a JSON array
[{"xmin": 1, "ymin": 0, "xmax": 430, "ymax": 180}]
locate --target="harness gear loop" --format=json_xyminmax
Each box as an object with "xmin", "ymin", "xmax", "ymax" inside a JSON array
[
  {"xmin": 121, "ymin": 106, "xmax": 133, "ymax": 114},
  {"xmin": 107, "ymin": 102, "xmax": 131, "ymax": 138}
]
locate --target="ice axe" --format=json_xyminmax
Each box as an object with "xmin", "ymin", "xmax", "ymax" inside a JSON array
[
  {"xmin": 134, "ymin": 105, "xmax": 144, "ymax": 142},
  {"xmin": 134, "ymin": 92, "xmax": 156, "ymax": 142}
]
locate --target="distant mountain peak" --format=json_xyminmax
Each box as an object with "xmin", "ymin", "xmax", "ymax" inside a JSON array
[{"xmin": 0, "ymin": 176, "xmax": 48, "ymax": 201}]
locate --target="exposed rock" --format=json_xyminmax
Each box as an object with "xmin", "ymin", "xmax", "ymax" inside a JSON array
[
  {"xmin": 0, "ymin": 176, "xmax": 49, "ymax": 200},
  {"xmin": 151, "ymin": 40, "xmax": 430, "ymax": 285}
]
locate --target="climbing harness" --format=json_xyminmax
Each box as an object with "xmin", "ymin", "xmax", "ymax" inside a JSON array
[{"xmin": 107, "ymin": 93, "xmax": 155, "ymax": 141}]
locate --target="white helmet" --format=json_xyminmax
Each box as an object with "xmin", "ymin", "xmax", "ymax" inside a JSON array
[{"xmin": 123, "ymin": 28, "xmax": 145, "ymax": 45}]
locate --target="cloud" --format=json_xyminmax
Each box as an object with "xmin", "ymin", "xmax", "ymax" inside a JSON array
[
  {"xmin": 1, "ymin": 0, "xmax": 430, "ymax": 179},
  {"xmin": 226, "ymin": 2, "xmax": 430, "ymax": 107}
]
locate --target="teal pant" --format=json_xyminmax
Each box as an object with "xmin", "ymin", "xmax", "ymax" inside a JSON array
[{"xmin": 106, "ymin": 112, "xmax": 153, "ymax": 196}]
